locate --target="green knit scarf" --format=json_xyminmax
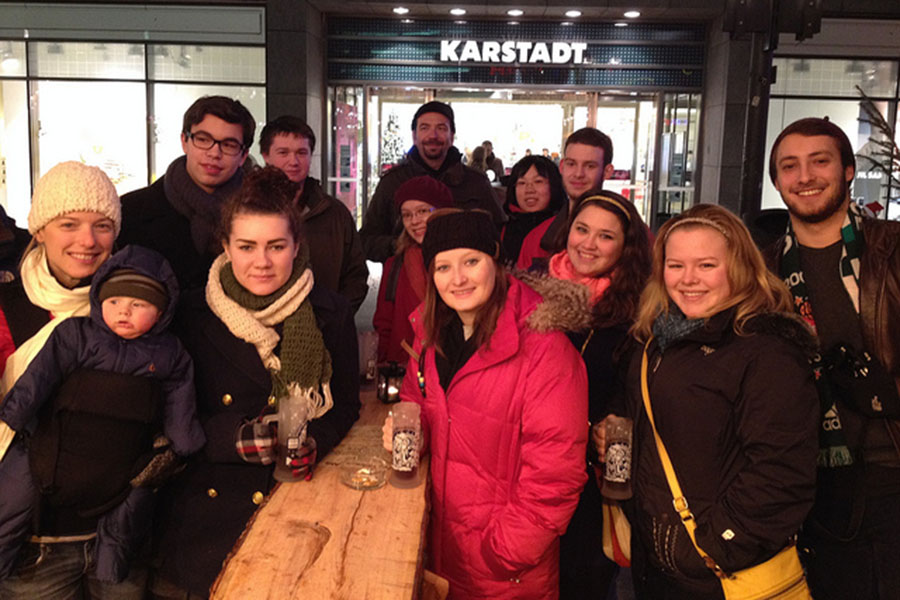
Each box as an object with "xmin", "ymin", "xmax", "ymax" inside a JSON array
[{"xmin": 219, "ymin": 249, "xmax": 332, "ymax": 400}]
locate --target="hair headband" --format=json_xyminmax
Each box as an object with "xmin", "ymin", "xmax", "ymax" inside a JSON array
[
  {"xmin": 664, "ymin": 217, "xmax": 729, "ymax": 242},
  {"xmin": 578, "ymin": 194, "xmax": 631, "ymax": 222}
]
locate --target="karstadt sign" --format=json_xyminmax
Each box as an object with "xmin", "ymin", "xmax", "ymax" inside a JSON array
[{"xmin": 440, "ymin": 40, "xmax": 588, "ymax": 64}]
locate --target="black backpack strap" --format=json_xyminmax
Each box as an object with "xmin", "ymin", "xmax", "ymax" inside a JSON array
[{"xmin": 385, "ymin": 256, "xmax": 404, "ymax": 303}]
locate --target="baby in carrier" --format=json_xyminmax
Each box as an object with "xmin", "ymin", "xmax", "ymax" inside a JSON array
[{"xmin": 0, "ymin": 245, "xmax": 205, "ymax": 582}]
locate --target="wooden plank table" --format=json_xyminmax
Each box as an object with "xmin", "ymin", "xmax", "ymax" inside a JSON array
[{"xmin": 211, "ymin": 387, "xmax": 429, "ymax": 599}]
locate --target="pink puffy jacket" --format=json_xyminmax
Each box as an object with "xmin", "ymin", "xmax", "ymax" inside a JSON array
[{"xmin": 401, "ymin": 276, "xmax": 589, "ymax": 599}]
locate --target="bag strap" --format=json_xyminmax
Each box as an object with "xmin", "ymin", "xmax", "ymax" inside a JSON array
[{"xmin": 640, "ymin": 339, "xmax": 729, "ymax": 579}]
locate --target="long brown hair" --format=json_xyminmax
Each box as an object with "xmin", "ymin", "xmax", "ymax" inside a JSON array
[
  {"xmin": 564, "ymin": 189, "xmax": 651, "ymax": 326},
  {"xmin": 632, "ymin": 204, "xmax": 793, "ymax": 341},
  {"xmin": 421, "ymin": 208, "xmax": 508, "ymax": 356}
]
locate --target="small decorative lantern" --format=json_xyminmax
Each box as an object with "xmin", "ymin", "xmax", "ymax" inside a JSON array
[{"xmin": 376, "ymin": 361, "xmax": 406, "ymax": 403}]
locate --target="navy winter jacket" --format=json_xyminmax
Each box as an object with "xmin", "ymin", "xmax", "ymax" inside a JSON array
[{"xmin": 0, "ymin": 245, "xmax": 205, "ymax": 581}]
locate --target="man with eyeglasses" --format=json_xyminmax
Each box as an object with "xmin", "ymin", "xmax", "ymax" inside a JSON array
[
  {"xmin": 360, "ymin": 101, "xmax": 504, "ymax": 263},
  {"xmin": 120, "ymin": 95, "xmax": 255, "ymax": 291},
  {"xmin": 259, "ymin": 115, "xmax": 368, "ymax": 313}
]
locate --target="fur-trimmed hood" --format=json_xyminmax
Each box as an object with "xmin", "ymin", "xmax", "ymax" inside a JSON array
[
  {"xmin": 515, "ymin": 270, "xmax": 594, "ymax": 334},
  {"xmin": 742, "ymin": 311, "xmax": 819, "ymax": 358}
]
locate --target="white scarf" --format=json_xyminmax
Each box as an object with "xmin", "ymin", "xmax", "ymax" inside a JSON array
[
  {"xmin": 1, "ymin": 246, "xmax": 91, "ymax": 395},
  {"xmin": 0, "ymin": 246, "xmax": 92, "ymax": 460}
]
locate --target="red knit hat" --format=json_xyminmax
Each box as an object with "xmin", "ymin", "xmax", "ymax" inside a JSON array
[{"xmin": 393, "ymin": 176, "xmax": 454, "ymax": 211}]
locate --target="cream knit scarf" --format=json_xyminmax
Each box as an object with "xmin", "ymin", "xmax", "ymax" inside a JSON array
[
  {"xmin": 205, "ymin": 253, "xmax": 333, "ymax": 420},
  {"xmin": 1, "ymin": 246, "xmax": 91, "ymax": 394},
  {"xmin": 0, "ymin": 246, "xmax": 92, "ymax": 459}
]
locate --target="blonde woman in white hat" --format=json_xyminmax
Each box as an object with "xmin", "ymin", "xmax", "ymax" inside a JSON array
[{"xmin": 0, "ymin": 161, "xmax": 147, "ymax": 598}]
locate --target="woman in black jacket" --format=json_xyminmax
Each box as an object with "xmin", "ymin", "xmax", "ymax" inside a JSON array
[
  {"xmin": 604, "ymin": 204, "xmax": 819, "ymax": 599},
  {"xmin": 151, "ymin": 167, "xmax": 360, "ymax": 597},
  {"xmin": 524, "ymin": 190, "xmax": 651, "ymax": 599}
]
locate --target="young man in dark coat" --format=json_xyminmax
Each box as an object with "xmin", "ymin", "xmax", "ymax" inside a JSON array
[
  {"xmin": 359, "ymin": 101, "xmax": 504, "ymax": 262},
  {"xmin": 516, "ymin": 127, "xmax": 615, "ymax": 269},
  {"xmin": 260, "ymin": 115, "xmax": 369, "ymax": 313},
  {"xmin": 765, "ymin": 117, "xmax": 900, "ymax": 600},
  {"xmin": 118, "ymin": 96, "xmax": 255, "ymax": 292}
]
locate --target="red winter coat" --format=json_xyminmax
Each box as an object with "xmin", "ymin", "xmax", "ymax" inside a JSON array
[
  {"xmin": 401, "ymin": 276, "xmax": 589, "ymax": 599},
  {"xmin": 373, "ymin": 254, "xmax": 421, "ymax": 364},
  {"xmin": 515, "ymin": 218, "xmax": 554, "ymax": 270}
]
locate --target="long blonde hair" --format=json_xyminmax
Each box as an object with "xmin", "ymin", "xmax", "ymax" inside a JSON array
[{"xmin": 632, "ymin": 204, "xmax": 793, "ymax": 341}]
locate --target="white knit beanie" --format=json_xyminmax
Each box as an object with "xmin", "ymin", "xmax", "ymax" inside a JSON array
[{"xmin": 28, "ymin": 161, "xmax": 121, "ymax": 236}]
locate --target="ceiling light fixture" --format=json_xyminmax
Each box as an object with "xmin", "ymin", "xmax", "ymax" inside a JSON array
[
  {"xmin": 401, "ymin": 18, "xmax": 413, "ymax": 23},
  {"xmin": 454, "ymin": 20, "xmax": 467, "ymax": 24},
  {"xmin": 507, "ymin": 9, "xmax": 524, "ymax": 16},
  {"xmin": 561, "ymin": 21, "xmax": 574, "ymax": 26},
  {"xmin": 614, "ymin": 22, "xmax": 628, "ymax": 27},
  {"xmin": 449, "ymin": 8, "xmax": 466, "ymax": 16},
  {"xmin": 392, "ymin": 6, "xmax": 409, "ymax": 14},
  {"xmin": 508, "ymin": 21, "xmax": 520, "ymax": 25},
  {"xmin": 565, "ymin": 10, "xmax": 582, "ymax": 18},
  {"xmin": 624, "ymin": 10, "xmax": 641, "ymax": 18}
]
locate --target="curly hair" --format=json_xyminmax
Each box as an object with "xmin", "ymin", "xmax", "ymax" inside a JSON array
[
  {"xmin": 562, "ymin": 189, "xmax": 651, "ymax": 327},
  {"xmin": 218, "ymin": 166, "xmax": 303, "ymax": 244}
]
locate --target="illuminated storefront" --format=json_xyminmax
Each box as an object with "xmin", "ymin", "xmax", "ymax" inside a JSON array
[{"xmin": 325, "ymin": 18, "xmax": 705, "ymax": 228}]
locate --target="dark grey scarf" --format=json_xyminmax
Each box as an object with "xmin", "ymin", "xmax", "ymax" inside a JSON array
[{"xmin": 164, "ymin": 156, "xmax": 243, "ymax": 255}]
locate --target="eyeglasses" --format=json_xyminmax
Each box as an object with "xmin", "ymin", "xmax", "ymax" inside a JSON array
[
  {"xmin": 184, "ymin": 131, "xmax": 245, "ymax": 156},
  {"xmin": 401, "ymin": 207, "xmax": 434, "ymax": 222}
]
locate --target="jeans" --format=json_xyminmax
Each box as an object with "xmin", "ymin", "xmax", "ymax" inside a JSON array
[
  {"xmin": 0, "ymin": 539, "xmax": 147, "ymax": 600},
  {"xmin": 800, "ymin": 492, "xmax": 900, "ymax": 600}
]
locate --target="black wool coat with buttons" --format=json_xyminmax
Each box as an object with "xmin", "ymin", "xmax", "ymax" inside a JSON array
[{"xmin": 153, "ymin": 284, "xmax": 360, "ymax": 596}]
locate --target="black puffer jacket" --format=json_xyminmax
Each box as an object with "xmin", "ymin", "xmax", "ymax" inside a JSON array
[{"xmin": 619, "ymin": 309, "xmax": 819, "ymax": 598}]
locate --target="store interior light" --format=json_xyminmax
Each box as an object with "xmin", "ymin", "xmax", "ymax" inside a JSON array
[
  {"xmin": 454, "ymin": 20, "xmax": 467, "ymax": 24},
  {"xmin": 508, "ymin": 21, "xmax": 520, "ymax": 25},
  {"xmin": 614, "ymin": 22, "xmax": 628, "ymax": 27},
  {"xmin": 1, "ymin": 56, "xmax": 19, "ymax": 73},
  {"xmin": 401, "ymin": 18, "xmax": 414, "ymax": 23},
  {"xmin": 393, "ymin": 7, "xmax": 409, "ymax": 15},
  {"xmin": 507, "ymin": 9, "xmax": 524, "ymax": 16},
  {"xmin": 624, "ymin": 10, "xmax": 641, "ymax": 18},
  {"xmin": 561, "ymin": 21, "xmax": 574, "ymax": 26},
  {"xmin": 565, "ymin": 10, "xmax": 582, "ymax": 18},
  {"xmin": 449, "ymin": 8, "xmax": 466, "ymax": 16}
]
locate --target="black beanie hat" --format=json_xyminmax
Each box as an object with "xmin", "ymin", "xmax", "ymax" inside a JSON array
[
  {"xmin": 412, "ymin": 101, "xmax": 456, "ymax": 133},
  {"xmin": 98, "ymin": 269, "xmax": 169, "ymax": 312},
  {"xmin": 422, "ymin": 209, "xmax": 500, "ymax": 269}
]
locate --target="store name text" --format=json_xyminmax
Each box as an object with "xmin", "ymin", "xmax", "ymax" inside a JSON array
[{"xmin": 440, "ymin": 40, "xmax": 588, "ymax": 64}]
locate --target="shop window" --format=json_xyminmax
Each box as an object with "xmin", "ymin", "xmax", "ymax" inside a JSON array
[
  {"xmin": 0, "ymin": 41, "xmax": 26, "ymax": 77},
  {"xmin": 30, "ymin": 42, "xmax": 144, "ymax": 80},
  {"xmin": 0, "ymin": 80, "xmax": 29, "ymax": 223},
  {"xmin": 31, "ymin": 80, "xmax": 148, "ymax": 197},
  {"xmin": 772, "ymin": 58, "xmax": 898, "ymax": 98},
  {"xmin": 149, "ymin": 45, "xmax": 264, "ymax": 84},
  {"xmin": 151, "ymin": 83, "xmax": 266, "ymax": 181}
]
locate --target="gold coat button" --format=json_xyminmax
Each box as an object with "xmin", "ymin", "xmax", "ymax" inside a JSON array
[
  {"xmin": 252, "ymin": 491, "xmax": 264, "ymax": 505},
  {"xmin": 207, "ymin": 488, "xmax": 218, "ymax": 498},
  {"xmin": 222, "ymin": 393, "xmax": 233, "ymax": 406},
  {"xmin": 267, "ymin": 396, "xmax": 276, "ymax": 407}
]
